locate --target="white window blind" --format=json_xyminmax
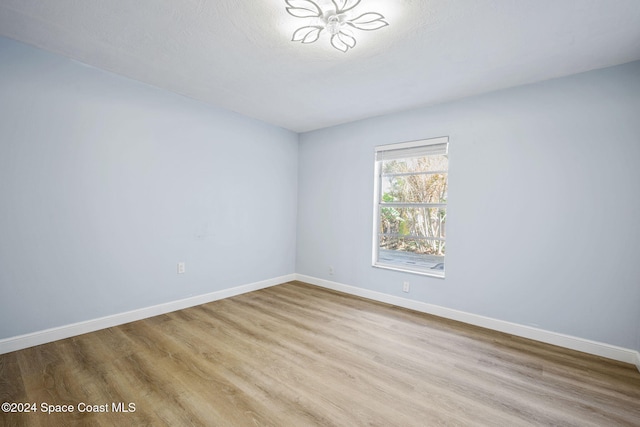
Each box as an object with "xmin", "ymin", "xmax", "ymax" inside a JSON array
[{"xmin": 375, "ymin": 136, "xmax": 448, "ymax": 161}]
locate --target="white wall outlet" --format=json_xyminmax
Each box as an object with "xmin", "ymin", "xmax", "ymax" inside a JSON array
[
  {"xmin": 403, "ymin": 281, "xmax": 410, "ymax": 293},
  {"xmin": 329, "ymin": 265, "xmax": 334, "ymax": 276},
  {"xmin": 177, "ymin": 262, "xmax": 185, "ymax": 274}
]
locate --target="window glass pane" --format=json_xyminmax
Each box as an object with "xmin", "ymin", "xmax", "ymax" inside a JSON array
[
  {"xmin": 381, "ymin": 173, "xmax": 447, "ymax": 204},
  {"xmin": 382, "ymin": 154, "xmax": 448, "ymax": 175},
  {"xmin": 379, "ymin": 207, "xmax": 446, "ymax": 240},
  {"xmin": 378, "ymin": 240, "xmax": 445, "ymax": 271},
  {"xmin": 374, "ymin": 139, "xmax": 448, "ymax": 277}
]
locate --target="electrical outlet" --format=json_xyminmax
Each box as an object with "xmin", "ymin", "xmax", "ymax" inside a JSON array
[
  {"xmin": 403, "ymin": 281, "xmax": 410, "ymax": 293},
  {"xmin": 329, "ymin": 265, "xmax": 334, "ymax": 276},
  {"xmin": 177, "ymin": 262, "xmax": 185, "ymax": 274}
]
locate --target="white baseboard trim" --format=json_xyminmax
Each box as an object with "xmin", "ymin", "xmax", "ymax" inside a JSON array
[
  {"xmin": 0, "ymin": 274, "xmax": 295, "ymax": 355},
  {"xmin": 296, "ymin": 274, "xmax": 640, "ymax": 368}
]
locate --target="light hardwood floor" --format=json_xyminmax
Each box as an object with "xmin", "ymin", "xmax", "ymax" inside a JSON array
[{"xmin": 1, "ymin": 281, "xmax": 639, "ymax": 426}]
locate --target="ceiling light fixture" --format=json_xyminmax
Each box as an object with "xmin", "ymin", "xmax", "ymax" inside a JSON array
[{"xmin": 285, "ymin": 0, "xmax": 389, "ymax": 53}]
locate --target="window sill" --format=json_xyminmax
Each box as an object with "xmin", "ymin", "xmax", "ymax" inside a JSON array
[{"xmin": 373, "ymin": 262, "xmax": 445, "ymax": 279}]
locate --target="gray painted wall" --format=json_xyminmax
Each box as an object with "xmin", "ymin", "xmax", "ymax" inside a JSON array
[
  {"xmin": 297, "ymin": 61, "xmax": 640, "ymax": 350},
  {"xmin": 0, "ymin": 37, "xmax": 298, "ymax": 339}
]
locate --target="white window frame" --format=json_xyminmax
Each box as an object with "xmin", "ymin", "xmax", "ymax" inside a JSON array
[{"xmin": 372, "ymin": 136, "xmax": 449, "ymax": 278}]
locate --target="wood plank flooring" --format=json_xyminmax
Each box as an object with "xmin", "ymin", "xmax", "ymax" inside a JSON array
[{"xmin": 1, "ymin": 281, "xmax": 639, "ymax": 426}]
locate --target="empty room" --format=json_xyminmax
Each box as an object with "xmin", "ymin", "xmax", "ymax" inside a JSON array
[{"xmin": 1, "ymin": 0, "xmax": 639, "ymax": 425}]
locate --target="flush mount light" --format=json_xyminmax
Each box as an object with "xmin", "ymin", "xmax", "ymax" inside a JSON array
[{"xmin": 285, "ymin": 0, "xmax": 389, "ymax": 53}]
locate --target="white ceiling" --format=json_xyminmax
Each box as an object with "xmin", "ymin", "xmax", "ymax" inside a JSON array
[{"xmin": 1, "ymin": 0, "xmax": 639, "ymax": 132}]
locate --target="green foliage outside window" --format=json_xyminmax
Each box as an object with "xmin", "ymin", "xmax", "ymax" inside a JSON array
[{"xmin": 380, "ymin": 155, "xmax": 447, "ymax": 256}]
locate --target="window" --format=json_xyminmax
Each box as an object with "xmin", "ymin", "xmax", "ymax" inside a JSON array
[{"xmin": 373, "ymin": 137, "xmax": 449, "ymax": 278}]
